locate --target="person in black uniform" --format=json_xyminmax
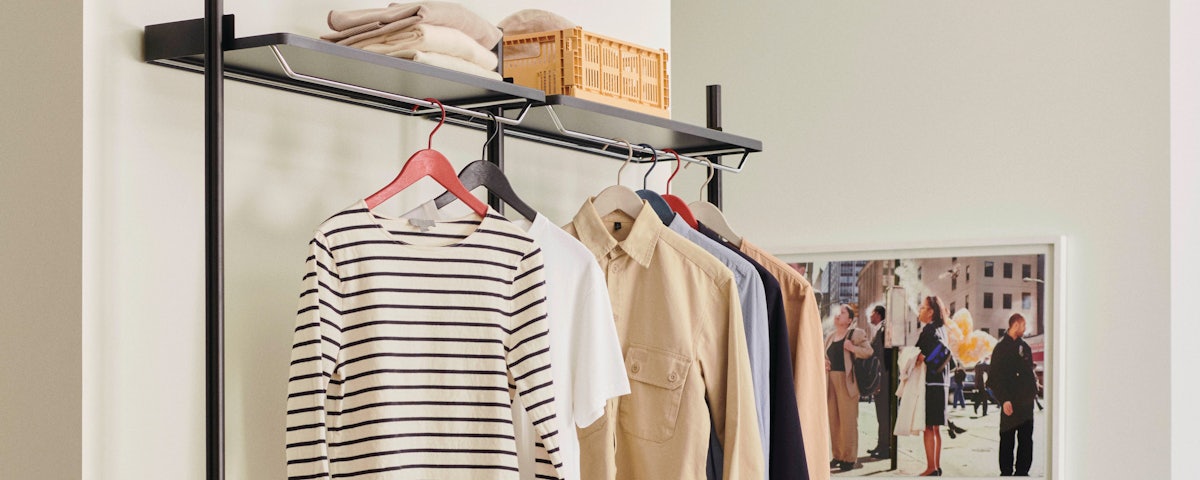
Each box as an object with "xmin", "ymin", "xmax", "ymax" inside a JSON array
[
  {"xmin": 866, "ymin": 305, "xmax": 892, "ymax": 460},
  {"xmin": 988, "ymin": 313, "xmax": 1038, "ymax": 476},
  {"xmin": 915, "ymin": 296, "xmax": 950, "ymax": 476}
]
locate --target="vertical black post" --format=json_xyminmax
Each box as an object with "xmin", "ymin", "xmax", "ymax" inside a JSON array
[
  {"xmin": 705, "ymin": 85, "xmax": 722, "ymax": 208},
  {"xmin": 889, "ymin": 346, "xmax": 899, "ymax": 470},
  {"xmin": 486, "ymin": 38, "xmax": 505, "ymax": 213},
  {"xmin": 485, "ymin": 118, "xmax": 504, "ymax": 212},
  {"xmin": 204, "ymin": 0, "xmax": 225, "ymax": 479},
  {"xmin": 1036, "ymin": 255, "xmax": 1046, "ymax": 336}
]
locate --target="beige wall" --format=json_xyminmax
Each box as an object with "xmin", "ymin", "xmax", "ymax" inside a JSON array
[
  {"xmin": 673, "ymin": 0, "xmax": 1170, "ymax": 478},
  {"xmin": 0, "ymin": 0, "xmax": 83, "ymax": 478}
]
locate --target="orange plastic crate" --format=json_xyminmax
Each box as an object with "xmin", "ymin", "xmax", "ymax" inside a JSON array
[{"xmin": 503, "ymin": 27, "xmax": 670, "ymax": 118}]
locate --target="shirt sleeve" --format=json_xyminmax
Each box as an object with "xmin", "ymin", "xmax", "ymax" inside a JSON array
[
  {"xmin": 790, "ymin": 278, "xmax": 831, "ymax": 479},
  {"xmin": 699, "ymin": 275, "xmax": 766, "ymax": 480},
  {"xmin": 506, "ymin": 247, "xmax": 567, "ymax": 478},
  {"xmin": 285, "ymin": 232, "xmax": 344, "ymax": 480},
  {"xmin": 736, "ymin": 266, "xmax": 772, "ymax": 472},
  {"xmin": 573, "ymin": 262, "xmax": 630, "ymax": 427}
]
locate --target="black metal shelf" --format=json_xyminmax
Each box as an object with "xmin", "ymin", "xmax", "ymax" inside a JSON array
[
  {"xmin": 143, "ymin": 16, "xmax": 763, "ymax": 168},
  {"xmin": 144, "ymin": 16, "xmax": 544, "ymax": 116},
  {"xmin": 513, "ymin": 95, "xmax": 761, "ymax": 162}
]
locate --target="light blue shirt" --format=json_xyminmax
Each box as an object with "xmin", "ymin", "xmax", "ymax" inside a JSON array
[{"xmin": 668, "ymin": 214, "xmax": 771, "ymax": 476}]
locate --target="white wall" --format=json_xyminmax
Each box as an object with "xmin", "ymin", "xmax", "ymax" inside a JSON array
[
  {"xmin": 1, "ymin": 1, "xmax": 82, "ymax": 478},
  {"xmin": 82, "ymin": 1, "xmax": 670, "ymax": 479},
  {"xmin": 1172, "ymin": 0, "xmax": 1200, "ymax": 478},
  {"xmin": 672, "ymin": 1, "xmax": 1170, "ymax": 479}
]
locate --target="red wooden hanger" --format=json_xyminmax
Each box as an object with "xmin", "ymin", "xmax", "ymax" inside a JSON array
[
  {"xmin": 662, "ymin": 149, "xmax": 698, "ymax": 228},
  {"xmin": 364, "ymin": 98, "xmax": 489, "ymax": 217}
]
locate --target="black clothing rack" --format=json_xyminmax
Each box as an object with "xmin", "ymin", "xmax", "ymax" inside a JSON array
[{"xmin": 144, "ymin": 8, "xmax": 763, "ymax": 479}]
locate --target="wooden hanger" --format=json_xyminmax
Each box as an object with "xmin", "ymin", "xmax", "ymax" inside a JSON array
[
  {"xmin": 592, "ymin": 139, "xmax": 645, "ymax": 219},
  {"xmin": 686, "ymin": 157, "xmax": 742, "ymax": 244},
  {"xmin": 432, "ymin": 114, "xmax": 537, "ymax": 220},
  {"xmin": 364, "ymin": 98, "xmax": 488, "ymax": 217},
  {"xmin": 661, "ymin": 149, "xmax": 698, "ymax": 228},
  {"xmin": 633, "ymin": 144, "xmax": 676, "ymax": 224}
]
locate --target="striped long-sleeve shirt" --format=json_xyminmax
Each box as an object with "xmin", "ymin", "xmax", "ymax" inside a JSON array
[{"xmin": 286, "ymin": 201, "xmax": 565, "ymax": 480}]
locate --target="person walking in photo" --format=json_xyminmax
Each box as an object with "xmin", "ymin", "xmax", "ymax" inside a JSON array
[
  {"xmin": 915, "ymin": 296, "xmax": 950, "ymax": 476},
  {"xmin": 951, "ymin": 367, "xmax": 967, "ymax": 409},
  {"xmin": 988, "ymin": 313, "xmax": 1038, "ymax": 477},
  {"xmin": 867, "ymin": 305, "xmax": 892, "ymax": 460},
  {"xmin": 973, "ymin": 359, "xmax": 990, "ymax": 417},
  {"xmin": 825, "ymin": 304, "xmax": 874, "ymax": 472}
]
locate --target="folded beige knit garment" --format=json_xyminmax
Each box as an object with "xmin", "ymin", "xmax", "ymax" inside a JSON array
[
  {"xmin": 326, "ymin": 3, "xmax": 421, "ymax": 30},
  {"xmin": 354, "ymin": 24, "xmax": 498, "ymax": 71},
  {"xmin": 497, "ymin": 9, "xmax": 575, "ymax": 36},
  {"xmin": 390, "ymin": 51, "xmax": 502, "ymax": 81},
  {"xmin": 319, "ymin": 21, "xmax": 383, "ymax": 42},
  {"xmin": 497, "ymin": 9, "xmax": 577, "ymax": 60},
  {"xmin": 327, "ymin": 17, "xmax": 422, "ymax": 47},
  {"xmin": 321, "ymin": 1, "xmax": 502, "ymax": 50}
]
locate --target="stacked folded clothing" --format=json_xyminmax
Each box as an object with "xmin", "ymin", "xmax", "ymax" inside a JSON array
[
  {"xmin": 322, "ymin": 1, "xmax": 503, "ymax": 80},
  {"xmin": 497, "ymin": 9, "xmax": 576, "ymax": 59}
]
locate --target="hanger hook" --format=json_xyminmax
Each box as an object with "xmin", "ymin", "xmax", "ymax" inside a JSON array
[
  {"xmin": 685, "ymin": 156, "xmax": 717, "ymax": 199},
  {"xmin": 603, "ymin": 138, "xmax": 634, "ymax": 185},
  {"xmin": 639, "ymin": 144, "xmax": 658, "ymax": 190},
  {"xmin": 663, "ymin": 149, "xmax": 683, "ymax": 195},
  {"xmin": 412, "ymin": 97, "xmax": 446, "ymax": 150},
  {"xmin": 481, "ymin": 112, "xmax": 500, "ymax": 160}
]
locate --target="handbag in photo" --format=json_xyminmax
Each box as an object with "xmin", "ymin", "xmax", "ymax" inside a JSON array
[{"xmin": 924, "ymin": 342, "xmax": 951, "ymax": 372}]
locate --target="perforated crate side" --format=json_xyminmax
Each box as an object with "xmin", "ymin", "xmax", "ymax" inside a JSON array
[
  {"xmin": 503, "ymin": 27, "xmax": 670, "ymax": 117},
  {"xmin": 502, "ymin": 31, "xmax": 567, "ymax": 95}
]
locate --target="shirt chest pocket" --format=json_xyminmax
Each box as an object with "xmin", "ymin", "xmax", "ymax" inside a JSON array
[{"xmin": 618, "ymin": 344, "xmax": 692, "ymax": 442}]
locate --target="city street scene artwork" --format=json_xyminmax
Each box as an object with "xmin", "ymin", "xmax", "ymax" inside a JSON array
[{"xmin": 787, "ymin": 253, "xmax": 1051, "ymax": 478}]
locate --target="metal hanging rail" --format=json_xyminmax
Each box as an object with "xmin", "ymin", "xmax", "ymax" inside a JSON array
[
  {"xmin": 540, "ymin": 105, "xmax": 750, "ymax": 173},
  {"xmin": 267, "ymin": 45, "xmax": 532, "ymax": 125}
]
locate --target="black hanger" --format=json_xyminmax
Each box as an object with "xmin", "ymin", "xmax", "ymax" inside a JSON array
[
  {"xmin": 433, "ymin": 115, "xmax": 537, "ymax": 221},
  {"xmin": 634, "ymin": 144, "xmax": 676, "ymax": 224},
  {"xmin": 434, "ymin": 160, "xmax": 537, "ymax": 220}
]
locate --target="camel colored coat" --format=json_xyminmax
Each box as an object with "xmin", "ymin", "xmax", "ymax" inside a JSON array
[{"xmin": 824, "ymin": 327, "xmax": 875, "ymax": 398}]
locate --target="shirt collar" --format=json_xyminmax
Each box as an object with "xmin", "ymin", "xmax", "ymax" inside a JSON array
[{"xmin": 571, "ymin": 198, "xmax": 662, "ymax": 268}]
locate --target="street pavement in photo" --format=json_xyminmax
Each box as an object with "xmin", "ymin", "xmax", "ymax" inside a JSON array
[{"xmin": 832, "ymin": 398, "xmax": 1047, "ymax": 477}]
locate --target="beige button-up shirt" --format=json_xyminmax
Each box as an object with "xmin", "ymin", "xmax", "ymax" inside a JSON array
[
  {"xmin": 739, "ymin": 239, "xmax": 832, "ymax": 480},
  {"xmin": 564, "ymin": 200, "xmax": 765, "ymax": 480}
]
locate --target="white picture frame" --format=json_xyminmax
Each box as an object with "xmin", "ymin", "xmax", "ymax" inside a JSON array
[{"xmin": 771, "ymin": 236, "xmax": 1066, "ymax": 479}]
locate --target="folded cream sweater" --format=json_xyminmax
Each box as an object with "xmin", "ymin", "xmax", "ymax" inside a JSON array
[
  {"xmin": 322, "ymin": 1, "xmax": 502, "ymax": 50},
  {"xmin": 355, "ymin": 24, "xmax": 498, "ymax": 71}
]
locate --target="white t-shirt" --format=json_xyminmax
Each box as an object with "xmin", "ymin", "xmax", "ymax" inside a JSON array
[{"xmin": 512, "ymin": 213, "xmax": 631, "ymax": 480}]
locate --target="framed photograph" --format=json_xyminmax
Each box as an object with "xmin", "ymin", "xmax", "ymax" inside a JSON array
[{"xmin": 773, "ymin": 237, "xmax": 1065, "ymax": 479}]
